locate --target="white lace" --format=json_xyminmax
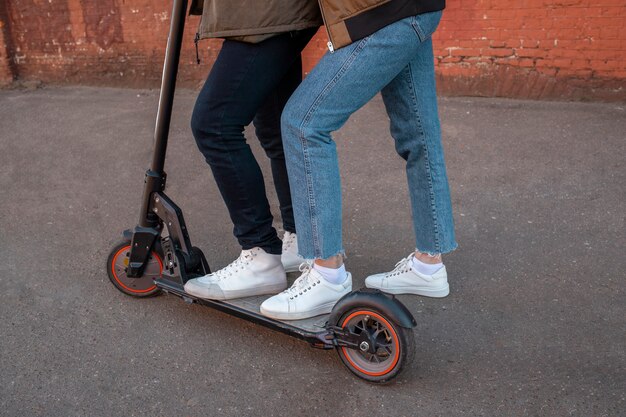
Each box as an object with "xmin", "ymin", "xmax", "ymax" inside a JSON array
[
  {"xmin": 387, "ymin": 253, "xmax": 414, "ymax": 277},
  {"xmin": 283, "ymin": 261, "xmax": 321, "ymax": 299},
  {"xmin": 202, "ymin": 249, "xmax": 258, "ymax": 282}
]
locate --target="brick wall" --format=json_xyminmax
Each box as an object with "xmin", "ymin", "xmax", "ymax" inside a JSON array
[
  {"xmin": 1, "ymin": 0, "xmax": 625, "ymax": 100},
  {"xmin": 432, "ymin": 0, "xmax": 626, "ymax": 100}
]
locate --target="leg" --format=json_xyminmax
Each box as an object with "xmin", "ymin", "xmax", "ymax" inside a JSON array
[
  {"xmin": 261, "ymin": 15, "xmax": 447, "ymax": 320},
  {"xmin": 252, "ymin": 57, "xmax": 303, "ymax": 234},
  {"xmin": 365, "ymin": 13, "xmax": 456, "ymax": 297},
  {"xmin": 253, "ymin": 59, "xmax": 307, "ymax": 272},
  {"xmin": 380, "ymin": 37, "xmax": 456, "ymax": 256},
  {"xmin": 281, "ymin": 17, "xmax": 430, "ymax": 260},
  {"xmin": 186, "ymin": 30, "xmax": 316, "ymax": 301},
  {"xmin": 191, "ymin": 32, "xmax": 313, "ymax": 255}
]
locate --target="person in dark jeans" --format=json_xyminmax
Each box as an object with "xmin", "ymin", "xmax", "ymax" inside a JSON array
[{"xmin": 184, "ymin": 1, "xmax": 320, "ymax": 301}]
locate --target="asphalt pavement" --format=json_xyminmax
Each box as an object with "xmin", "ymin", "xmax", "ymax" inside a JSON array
[{"xmin": 0, "ymin": 86, "xmax": 624, "ymax": 416}]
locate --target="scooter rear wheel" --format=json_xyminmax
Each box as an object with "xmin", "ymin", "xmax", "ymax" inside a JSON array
[
  {"xmin": 106, "ymin": 241, "xmax": 163, "ymax": 297},
  {"xmin": 337, "ymin": 309, "xmax": 415, "ymax": 383}
]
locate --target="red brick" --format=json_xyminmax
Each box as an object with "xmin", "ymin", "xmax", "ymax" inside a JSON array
[
  {"xmin": 516, "ymin": 47, "xmax": 549, "ymax": 58},
  {"xmin": 451, "ymin": 48, "xmax": 484, "ymax": 57},
  {"xmin": 440, "ymin": 56, "xmax": 463, "ymax": 64},
  {"xmin": 483, "ymin": 48, "xmax": 515, "ymax": 57}
]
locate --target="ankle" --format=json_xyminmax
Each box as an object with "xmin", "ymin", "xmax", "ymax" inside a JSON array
[
  {"xmin": 411, "ymin": 255, "xmax": 443, "ymax": 276},
  {"xmin": 313, "ymin": 262, "xmax": 348, "ymax": 284},
  {"xmin": 314, "ymin": 254, "xmax": 344, "ymax": 269},
  {"xmin": 414, "ymin": 251, "xmax": 442, "ymax": 265}
]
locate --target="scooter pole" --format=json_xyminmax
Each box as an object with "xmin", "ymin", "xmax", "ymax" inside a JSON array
[
  {"xmin": 127, "ymin": 0, "xmax": 190, "ymax": 277},
  {"xmin": 151, "ymin": 0, "xmax": 188, "ymax": 174},
  {"xmin": 138, "ymin": 0, "xmax": 188, "ymax": 228}
]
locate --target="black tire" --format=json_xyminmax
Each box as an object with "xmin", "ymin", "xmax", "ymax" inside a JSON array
[
  {"xmin": 336, "ymin": 308, "xmax": 415, "ymax": 383},
  {"xmin": 106, "ymin": 240, "xmax": 163, "ymax": 298}
]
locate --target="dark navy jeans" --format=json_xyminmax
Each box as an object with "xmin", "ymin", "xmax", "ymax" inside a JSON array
[{"xmin": 191, "ymin": 29, "xmax": 316, "ymax": 255}]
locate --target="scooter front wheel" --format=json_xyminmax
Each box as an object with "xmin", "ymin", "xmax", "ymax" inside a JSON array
[
  {"xmin": 337, "ymin": 309, "xmax": 415, "ymax": 383},
  {"xmin": 106, "ymin": 241, "xmax": 163, "ymax": 297}
]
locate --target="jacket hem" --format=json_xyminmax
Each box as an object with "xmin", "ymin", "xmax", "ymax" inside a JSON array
[
  {"xmin": 199, "ymin": 22, "xmax": 320, "ymax": 41},
  {"xmin": 343, "ymin": 0, "xmax": 445, "ymax": 46}
]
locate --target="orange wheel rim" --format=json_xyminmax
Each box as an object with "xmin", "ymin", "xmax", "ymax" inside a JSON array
[
  {"xmin": 110, "ymin": 245, "xmax": 162, "ymax": 293},
  {"xmin": 340, "ymin": 310, "xmax": 400, "ymax": 377}
]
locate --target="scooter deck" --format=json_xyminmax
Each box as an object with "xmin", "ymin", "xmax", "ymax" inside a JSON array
[
  {"xmin": 154, "ymin": 277, "xmax": 333, "ymax": 345},
  {"xmin": 225, "ymin": 295, "xmax": 330, "ymax": 333}
]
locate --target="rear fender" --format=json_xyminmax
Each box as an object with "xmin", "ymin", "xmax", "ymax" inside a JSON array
[{"xmin": 328, "ymin": 288, "xmax": 417, "ymax": 329}]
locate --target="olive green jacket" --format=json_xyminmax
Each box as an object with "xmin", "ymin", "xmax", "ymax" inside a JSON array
[{"xmin": 190, "ymin": 0, "xmax": 322, "ymax": 43}]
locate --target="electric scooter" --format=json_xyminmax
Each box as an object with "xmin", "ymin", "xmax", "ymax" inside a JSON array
[{"xmin": 106, "ymin": 0, "xmax": 417, "ymax": 383}]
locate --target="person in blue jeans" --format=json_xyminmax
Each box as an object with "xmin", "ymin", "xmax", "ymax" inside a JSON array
[{"xmin": 260, "ymin": 7, "xmax": 457, "ymax": 320}]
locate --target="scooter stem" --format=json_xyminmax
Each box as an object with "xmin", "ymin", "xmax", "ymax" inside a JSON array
[
  {"xmin": 138, "ymin": 0, "xmax": 188, "ymax": 228},
  {"xmin": 151, "ymin": 0, "xmax": 188, "ymax": 173}
]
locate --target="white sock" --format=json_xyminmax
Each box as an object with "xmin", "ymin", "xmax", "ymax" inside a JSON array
[
  {"xmin": 411, "ymin": 256, "xmax": 443, "ymax": 276},
  {"xmin": 313, "ymin": 263, "xmax": 347, "ymax": 284}
]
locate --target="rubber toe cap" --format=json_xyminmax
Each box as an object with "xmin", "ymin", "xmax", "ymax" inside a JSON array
[{"xmin": 184, "ymin": 279, "xmax": 225, "ymax": 299}]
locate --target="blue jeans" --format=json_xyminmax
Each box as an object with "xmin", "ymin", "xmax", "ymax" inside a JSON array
[{"xmin": 281, "ymin": 12, "xmax": 457, "ymax": 259}]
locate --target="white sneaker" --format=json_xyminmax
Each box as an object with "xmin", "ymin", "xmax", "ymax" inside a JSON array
[
  {"xmin": 281, "ymin": 231, "xmax": 305, "ymax": 273},
  {"xmin": 184, "ymin": 247, "xmax": 287, "ymax": 300},
  {"xmin": 365, "ymin": 254, "xmax": 450, "ymax": 298},
  {"xmin": 260, "ymin": 264, "xmax": 352, "ymax": 320}
]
